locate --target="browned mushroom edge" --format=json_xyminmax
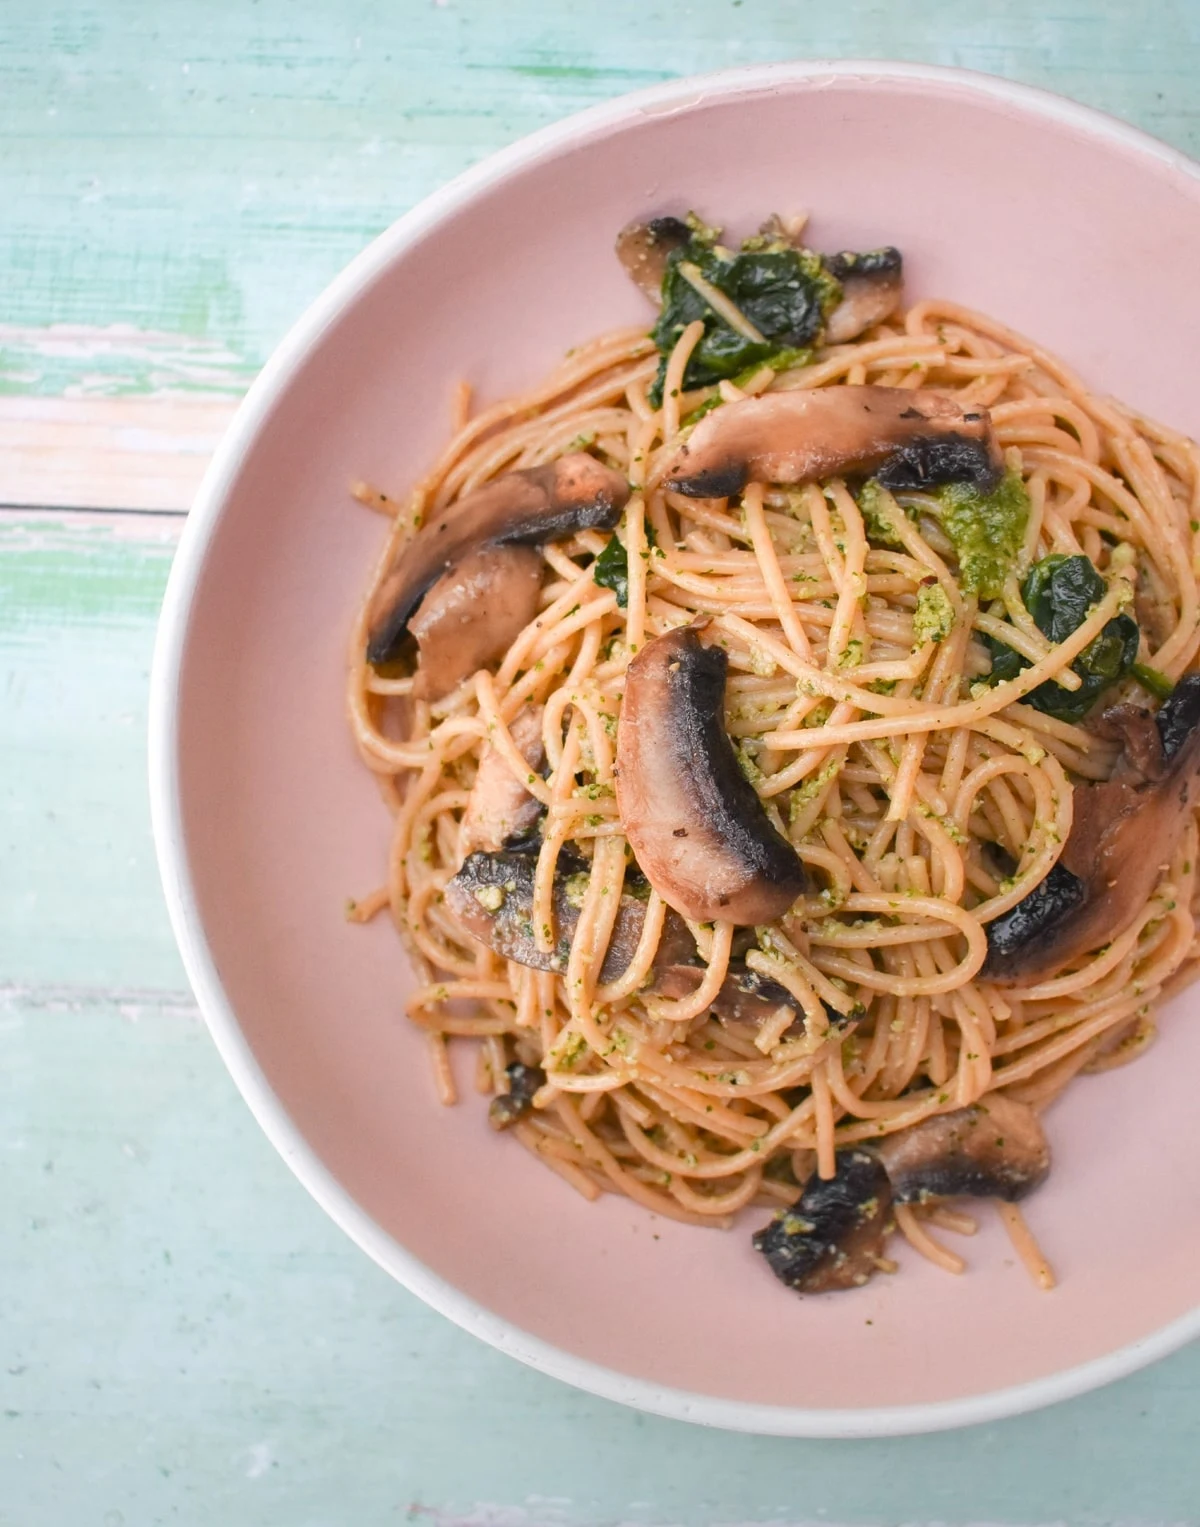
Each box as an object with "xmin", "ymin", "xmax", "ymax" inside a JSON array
[
  {"xmin": 614, "ymin": 625, "xmax": 807, "ymax": 924},
  {"xmin": 365, "ymin": 452, "xmax": 630, "ymax": 665},
  {"xmin": 752, "ymin": 1149, "xmax": 892, "ymax": 1293},
  {"xmin": 875, "ymin": 1093, "xmax": 1050, "ymax": 1204},
  {"xmin": 615, "ymin": 215, "xmax": 691, "ymax": 300},
  {"xmin": 407, "ymin": 544, "xmax": 544, "ymax": 699},
  {"xmin": 663, "ymin": 386, "xmax": 1004, "ymax": 501},
  {"xmin": 983, "ymin": 674, "xmax": 1200, "ymax": 983},
  {"xmin": 487, "ymin": 1061, "xmax": 546, "ymax": 1131},
  {"xmin": 443, "ymin": 850, "xmax": 696, "ymax": 984},
  {"xmin": 655, "ymin": 959, "xmax": 848, "ymax": 1040},
  {"xmin": 822, "ymin": 248, "xmax": 904, "ymax": 345}
]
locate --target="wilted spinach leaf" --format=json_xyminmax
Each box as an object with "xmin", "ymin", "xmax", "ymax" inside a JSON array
[
  {"xmin": 592, "ymin": 533, "xmax": 629, "ymax": 607},
  {"xmin": 592, "ymin": 521, "xmax": 658, "ymax": 609},
  {"xmin": 985, "ymin": 553, "xmax": 1139, "ymax": 722},
  {"xmin": 648, "ymin": 230, "xmax": 840, "ymax": 405}
]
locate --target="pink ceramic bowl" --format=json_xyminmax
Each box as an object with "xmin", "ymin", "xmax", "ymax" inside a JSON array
[{"xmin": 150, "ymin": 61, "xmax": 1200, "ymax": 1436}]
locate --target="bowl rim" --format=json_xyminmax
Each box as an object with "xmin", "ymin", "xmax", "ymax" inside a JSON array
[{"xmin": 149, "ymin": 57, "xmax": 1200, "ymax": 1438}]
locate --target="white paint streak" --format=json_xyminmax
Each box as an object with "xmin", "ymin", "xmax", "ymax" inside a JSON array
[
  {"xmin": 243, "ymin": 1441, "xmax": 273, "ymax": 1479},
  {"xmin": 0, "ymin": 395, "xmax": 236, "ymax": 511},
  {"xmin": 0, "ymin": 322, "xmax": 252, "ymax": 397},
  {"xmin": 0, "ymin": 982, "xmax": 198, "ymax": 1020}
]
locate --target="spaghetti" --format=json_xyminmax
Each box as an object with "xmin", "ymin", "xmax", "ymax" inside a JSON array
[{"xmin": 345, "ymin": 214, "xmax": 1200, "ymax": 1293}]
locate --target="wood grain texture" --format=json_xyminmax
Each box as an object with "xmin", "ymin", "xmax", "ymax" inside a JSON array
[
  {"xmin": 6, "ymin": 1, "xmax": 1200, "ymax": 1520},
  {"xmin": 3, "ymin": 0, "xmax": 1200, "ymax": 505}
]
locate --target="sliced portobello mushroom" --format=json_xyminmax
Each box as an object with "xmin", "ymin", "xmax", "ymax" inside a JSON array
[
  {"xmin": 487, "ymin": 1061, "xmax": 546, "ymax": 1131},
  {"xmin": 875, "ymin": 1093, "xmax": 1050, "ymax": 1204},
  {"xmin": 615, "ymin": 625, "xmax": 807, "ymax": 924},
  {"xmin": 460, "ymin": 704, "xmax": 546, "ymax": 855},
  {"xmin": 366, "ymin": 452, "xmax": 630, "ymax": 666},
  {"xmin": 663, "ymin": 385, "xmax": 1003, "ymax": 500},
  {"xmin": 407, "ymin": 544, "xmax": 543, "ymax": 699},
  {"xmin": 752, "ymin": 1149, "xmax": 892, "ymax": 1294},
  {"xmin": 615, "ymin": 215, "xmax": 691, "ymax": 299},
  {"xmin": 655, "ymin": 960, "xmax": 833, "ymax": 1040},
  {"xmin": 444, "ymin": 849, "xmax": 695, "ymax": 982},
  {"xmin": 822, "ymin": 248, "xmax": 904, "ymax": 344},
  {"xmin": 983, "ymin": 674, "xmax": 1200, "ymax": 983}
]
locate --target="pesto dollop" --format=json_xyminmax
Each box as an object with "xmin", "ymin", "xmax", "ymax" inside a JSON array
[
  {"xmin": 913, "ymin": 581, "xmax": 955, "ymax": 645},
  {"xmin": 928, "ymin": 470, "xmax": 1030, "ymax": 600}
]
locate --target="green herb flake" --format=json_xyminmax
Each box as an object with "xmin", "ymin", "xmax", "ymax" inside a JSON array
[
  {"xmin": 681, "ymin": 394, "xmax": 722, "ymax": 428},
  {"xmin": 554, "ymin": 1032, "xmax": 588, "ymax": 1071},
  {"xmin": 788, "ymin": 758, "xmax": 841, "ymax": 821},
  {"xmin": 735, "ymin": 743, "xmax": 765, "ymax": 787},
  {"xmin": 802, "ymin": 698, "xmax": 834, "ymax": 728},
  {"xmin": 577, "ymin": 781, "xmax": 613, "ymax": 801},
  {"xmin": 730, "ymin": 345, "xmax": 812, "ymax": 389},
  {"xmin": 837, "ymin": 638, "xmax": 864, "ymax": 670}
]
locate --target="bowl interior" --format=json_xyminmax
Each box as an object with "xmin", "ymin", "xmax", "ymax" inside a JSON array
[{"xmin": 169, "ymin": 67, "xmax": 1200, "ymax": 1422}]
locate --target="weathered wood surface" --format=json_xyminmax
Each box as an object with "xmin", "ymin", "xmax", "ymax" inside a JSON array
[{"xmin": 6, "ymin": 4, "xmax": 1200, "ymax": 1523}]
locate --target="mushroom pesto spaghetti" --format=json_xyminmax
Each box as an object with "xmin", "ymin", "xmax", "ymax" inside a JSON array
[{"xmin": 346, "ymin": 211, "xmax": 1200, "ymax": 1295}]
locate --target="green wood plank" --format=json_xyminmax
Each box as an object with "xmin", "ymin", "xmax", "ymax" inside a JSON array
[
  {"xmin": 5, "ymin": 510, "xmax": 1200, "ymax": 1523},
  {"xmin": 3, "ymin": 0, "xmax": 1200, "ymax": 396},
  {"xmin": 0, "ymin": 512, "xmax": 185, "ymax": 990}
]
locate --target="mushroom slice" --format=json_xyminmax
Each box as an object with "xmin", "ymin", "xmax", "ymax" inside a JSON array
[
  {"xmin": 876, "ymin": 1094, "xmax": 1050, "ymax": 1204},
  {"xmin": 615, "ymin": 626, "xmax": 807, "ymax": 924},
  {"xmin": 366, "ymin": 452, "xmax": 630, "ymax": 665},
  {"xmin": 488, "ymin": 1061, "xmax": 546, "ymax": 1132},
  {"xmin": 615, "ymin": 215, "xmax": 691, "ymax": 300},
  {"xmin": 1094, "ymin": 702, "xmax": 1165, "ymax": 781},
  {"xmin": 752, "ymin": 1150, "xmax": 892, "ymax": 1294},
  {"xmin": 663, "ymin": 385, "xmax": 1003, "ymax": 501},
  {"xmin": 460, "ymin": 704, "xmax": 546, "ymax": 855},
  {"xmin": 822, "ymin": 248, "xmax": 904, "ymax": 344},
  {"xmin": 408, "ymin": 545, "xmax": 543, "ymax": 699},
  {"xmin": 984, "ymin": 675, "xmax": 1200, "ymax": 983},
  {"xmin": 444, "ymin": 850, "xmax": 695, "ymax": 982},
  {"xmin": 713, "ymin": 965, "xmax": 804, "ymax": 1029},
  {"xmin": 656, "ymin": 960, "xmax": 807, "ymax": 1033}
]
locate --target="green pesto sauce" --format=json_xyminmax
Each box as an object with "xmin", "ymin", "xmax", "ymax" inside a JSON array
[
  {"xmin": 930, "ymin": 470, "xmax": 1030, "ymax": 600},
  {"xmin": 855, "ymin": 479, "xmax": 902, "ymax": 548},
  {"xmin": 913, "ymin": 581, "xmax": 954, "ymax": 644}
]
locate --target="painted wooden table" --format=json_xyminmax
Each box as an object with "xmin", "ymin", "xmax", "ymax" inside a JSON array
[{"xmin": 6, "ymin": 5, "xmax": 1200, "ymax": 1523}]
